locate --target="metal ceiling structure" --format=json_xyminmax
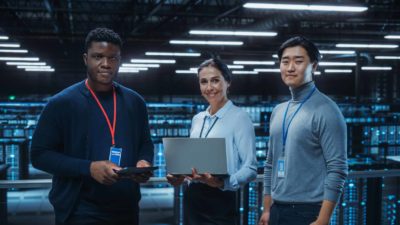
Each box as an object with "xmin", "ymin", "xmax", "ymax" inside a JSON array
[{"xmin": 0, "ymin": 0, "xmax": 399, "ymax": 98}]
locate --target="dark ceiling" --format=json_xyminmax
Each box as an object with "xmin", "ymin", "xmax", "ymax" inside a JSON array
[{"xmin": 0, "ymin": 0, "xmax": 399, "ymax": 99}]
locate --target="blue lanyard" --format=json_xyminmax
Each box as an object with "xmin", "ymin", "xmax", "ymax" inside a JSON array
[
  {"xmin": 281, "ymin": 87, "xmax": 316, "ymax": 155},
  {"xmin": 199, "ymin": 116, "xmax": 219, "ymax": 138}
]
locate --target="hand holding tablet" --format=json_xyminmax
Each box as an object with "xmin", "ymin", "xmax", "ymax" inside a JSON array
[{"xmin": 115, "ymin": 166, "xmax": 158, "ymax": 176}]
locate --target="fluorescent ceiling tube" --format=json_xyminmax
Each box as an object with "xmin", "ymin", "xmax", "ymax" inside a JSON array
[
  {"xmin": 375, "ymin": 56, "xmax": 400, "ymax": 60},
  {"xmin": 325, "ymin": 69, "xmax": 352, "ymax": 73},
  {"xmin": 121, "ymin": 63, "xmax": 160, "ymax": 68},
  {"xmin": 170, "ymin": 40, "xmax": 243, "ymax": 46},
  {"xmin": 176, "ymin": 70, "xmax": 197, "ymax": 74},
  {"xmin": 319, "ymin": 50, "xmax": 355, "ymax": 54},
  {"xmin": 0, "ymin": 43, "xmax": 20, "ymax": 48},
  {"xmin": 131, "ymin": 59, "xmax": 175, "ymax": 64},
  {"xmin": 119, "ymin": 71, "xmax": 140, "ymax": 73},
  {"xmin": 6, "ymin": 62, "xmax": 46, "ymax": 65},
  {"xmin": 233, "ymin": 60, "xmax": 275, "ymax": 65},
  {"xmin": 0, "ymin": 49, "xmax": 28, "ymax": 53},
  {"xmin": 145, "ymin": 52, "xmax": 200, "ymax": 57},
  {"xmin": 314, "ymin": 71, "xmax": 321, "ymax": 75},
  {"xmin": 272, "ymin": 54, "xmax": 278, "ymax": 58},
  {"xmin": 191, "ymin": 65, "xmax": 244, "ymax": 70},
  {"xmin": 24, "ymin": 68, "xmax": 55, "ymax": 72},
  {"xmin": 319, "ymin": 62, "xmax": 356, "ymax": 66},
  {"xmin": 17, "ymin": 65, "xmax": 51, "ymax": 69},
  {"xmin": 189, "ymin": 30, "xmax": 277, "ymax": 37},
  {"xmin": 120, "ymin": 67, "xmax": 148, "ymax": 71},
  {"xmin": 243, "ymin": 3, "xmax": 367, "ymax": 12},
  {"xmin": 232, "ymin": 71, "xmax": 258, "ymax": 74},
  {"xmin": 0, "ymin": 57, "xmax": 39, "ymax": 61},
  {"xmin": 227, "ymin": 65, "xmax": 244, "ymax": 69},
  {"xmin": 384, "ymin": 35, "xmax": 400, "ymax": 39},
  {"xmin": 361, "ymin": 66, "xmax": 392, "ymax": 71},
  {"xmin": 254, "ymin": 68, "xmax": 280, "ymax": 73},
  {"xmin": 336, "ymin": 44, "xmax": 398, "ymax": 48},
  {"xmin": 0, "ymin": 36, "xmax": 9, "ymax": 40}
]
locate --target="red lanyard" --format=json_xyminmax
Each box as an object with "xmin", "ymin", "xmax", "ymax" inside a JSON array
[{"xmin": 85, "ymin": 79, "xmax": 117, "ymax": 146}]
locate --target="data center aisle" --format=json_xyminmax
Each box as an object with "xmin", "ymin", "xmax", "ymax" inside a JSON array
[{"xmin": 7, "ymin": 187, "xmax": 174, "ymax": 225}]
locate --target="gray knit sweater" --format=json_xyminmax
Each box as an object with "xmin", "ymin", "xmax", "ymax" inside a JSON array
[{"xmin": 264, "ymin": 81, "xmax": 348, "ymax": 203}]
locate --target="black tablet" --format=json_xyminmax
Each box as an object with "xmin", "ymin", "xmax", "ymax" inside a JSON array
[{"xmin": 115, "ymin": 166, "xmax": 158, "ymax": 176}]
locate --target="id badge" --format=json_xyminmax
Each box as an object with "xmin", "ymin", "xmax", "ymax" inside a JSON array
[
  {"xmin": 277, "ymin": 157, "xmax": 285, "ymax": 178},
  {"xmin": 109, "ymin": 146, "xmax": 122, "ymax": 166}
]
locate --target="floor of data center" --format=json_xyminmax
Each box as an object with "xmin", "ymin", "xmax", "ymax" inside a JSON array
[{"xmin": 7, "ymin": 187, "xmax": 175, "ymax": 225}]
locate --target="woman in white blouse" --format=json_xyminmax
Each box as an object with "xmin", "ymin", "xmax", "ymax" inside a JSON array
[{"xmin": 167, "ymin": 58, "xmax": 257, "ymax": 225}]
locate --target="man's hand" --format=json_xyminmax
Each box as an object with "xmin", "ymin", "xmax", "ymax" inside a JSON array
[
  {"xmin": 190, "ymin": 168, "xmax": 224, "ymax": 188},
  {"xmin": 90, "ymin": 160, "xmax": 120, "ymax": 185},
  {"xmin": 258, "ymin": 195, "xmax": 272, "ymax": 225},
  {"xmin": 166, "ymin": 174, "xmax": 185, "ymax": 186},
  {"xmin": 310, "ymin": 200, "xmax": 335, "ymax": 225},
  {"xmin": 129, "ymin": 160, "xmax": 152, "ymax": 183},
  {"xmin": 258, "ymin": 211, "xmax": 270, "ymax": 225}
]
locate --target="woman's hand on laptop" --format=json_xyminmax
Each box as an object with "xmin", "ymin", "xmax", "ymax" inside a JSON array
[
  {"xmin": 190, "ymin": 168, "xmax": 224, "ymax": 188},
  {"xmin": 166, "ymin": 174, "xmax": 185, "ymax": 186}
]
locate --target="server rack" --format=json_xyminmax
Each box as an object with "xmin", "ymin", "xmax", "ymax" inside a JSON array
[{"xmin": 1, "ymin": 101, "xmax": 400, "ymax": 225}]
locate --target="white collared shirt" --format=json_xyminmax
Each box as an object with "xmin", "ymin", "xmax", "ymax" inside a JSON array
[{"xmin": 190, "ymin": 100, "xmax": 258, "ymax": 191}]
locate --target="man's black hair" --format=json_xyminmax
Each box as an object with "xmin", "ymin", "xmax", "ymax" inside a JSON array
[
  {"xmin": 278, "ymin": 36, "xmax": 321, "ymax": 63},
  {"xmin": 197, "ymin": 58, "xmax": 232, "ymax": 83},
  {"xmin": 84, "ymin": 28, "xmax": 122, "ymax": 52}
]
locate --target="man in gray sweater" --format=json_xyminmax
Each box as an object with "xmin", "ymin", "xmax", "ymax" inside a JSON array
[{"xmin": 259, "ymin": 36, "xmax": 348, "ymax": 225}]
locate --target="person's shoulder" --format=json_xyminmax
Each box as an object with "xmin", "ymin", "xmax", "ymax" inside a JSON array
[
  {"xmin": 231, "ymin": 103, "xmax": 250, "ymax": 118},
  {"xmin": 229, "ymin": 103, "xmax": 256, "ymax": 126},
  {"xmin": 271, "ymin": 101, "xmax": 287, "ymax": 113},
  {"xmin": 49, "ymin": 81, "xmax": 84, "ymax": 104},
  {"xmin": 313, "ymin": 90, "xmax": 341, "ymax": 111},
  {"xmin": 312, "ymin": 90, "xmax": 344, "ymax": 120}
]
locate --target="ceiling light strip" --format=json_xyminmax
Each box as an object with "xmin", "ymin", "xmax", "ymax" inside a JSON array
[
  {"xmin": 170, "ymin": 40, "xmax": 243, "ymax": 46},
  {"xmin": 0, "ymin": 49, "xmax": 28, "ymax": 53},
  {"xmin": 0, "ymin": 57, "xmax": 39, "ymax": 61},
  {"xmin": 325, "ymin": 69, "xmax": 353, "ymax": 73},
  {"xmin": 361, "ymin": 66, "xmax": 392, "ymax": 71},
  {"xmin": 145, "ymin": 52, "xmax": 201, "ymax": 57},
  {"xmin": 336, "ymin": 44, "xmax": 398, "ymax": 48},
  {"xmin": 122, "ymin": 63, "xmax": 160, "ymax": 68},
  {"xmin": 233, "ymin": 60, "xmax": 275, "ymax": 65},
  {"xmin": 0, "ymin": 43, "xmax": 20, "ymax": 48},
  {"xmin": 243, "ymin": 3, "xmax": 367, "ymax": 12},
  {"xmin": 189, "ymin": 30, "xmax": 277, "ymax": 37},
  {"xmin": 6, "ymin": 62, "xmax": 46, "ymax": 66},
  {"xmin": 130, "ymin": 59, "xmax": 176, "ymax": 64},
  {"xmin": 375, "ymin": 56, "xmax": 400, "ymax": 60}
]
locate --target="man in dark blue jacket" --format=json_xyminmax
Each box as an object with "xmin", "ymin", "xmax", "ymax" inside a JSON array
[{"xmin": 30, "ymin": 27, "xmax": 154, "ymax": 225}]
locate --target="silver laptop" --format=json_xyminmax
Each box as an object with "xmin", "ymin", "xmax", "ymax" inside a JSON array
[{"xmin": 163, "ymin": 138, "xmax": 228, "ymax": 176}]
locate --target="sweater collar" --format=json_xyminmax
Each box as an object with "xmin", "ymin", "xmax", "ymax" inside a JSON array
[
  {"xmin": 78, "ymin": 79, "xmax": 121, "ymax": 96},
  {"xmin": 289, "ymin": 81, "xmax": 316, "ymax": 102}
]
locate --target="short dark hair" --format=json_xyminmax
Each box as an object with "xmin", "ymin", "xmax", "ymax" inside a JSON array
[
  {"xmin": 278, "ymin": 36, "xmax": 321, "ymax": 63},
  {"xmin": 84, "ymin": 28, "xmax": 122, "ymax": 52},
  {"xmin": 197, "ymin": 58, "xmax": 232, "ymax": 83}
]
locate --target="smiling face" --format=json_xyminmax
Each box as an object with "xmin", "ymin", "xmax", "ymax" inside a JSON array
[
  {"xmin": 198, "ymin": 66, "xmax": 230, "ymax": 106},
  {"xmin": 280, "ymin": 45, "xmax": 317, "ymax": 89},
  {"xmin": 83, "ymin": 41, "xmax": 121, "ymax": 91}
]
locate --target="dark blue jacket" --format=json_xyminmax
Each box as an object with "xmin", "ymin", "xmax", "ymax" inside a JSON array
[{"xmin": 30, "ymin": 80, "xmax": 154, "ymax": 222}]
